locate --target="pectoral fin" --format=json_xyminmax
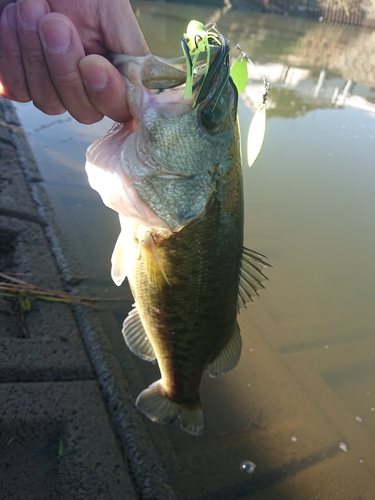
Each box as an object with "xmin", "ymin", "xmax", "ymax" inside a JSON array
[
  {"xmin": 207, "ymin": 321, "xmax": 242, "ymax": 377},
  {"xmin": 111, "ymin": 230, "xmax": 128, "ymax": 286},
  {"xmin": 238, "ymin": 247, "xmax": 271, "ymax": 309},
  {"xmin": 122, "ymin": 304, "xmax": 156, "ymax": 361},
  {"xmin": 138, "ymin": 231, "xmax": 170, "ymax": 288}
]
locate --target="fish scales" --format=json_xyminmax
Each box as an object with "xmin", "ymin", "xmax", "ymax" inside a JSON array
[
  {"xmin": 133, "ymin": 107, "xmax": 218, "ymax": 229},
  {"xmin": 85, "ymin": 24, "xmax": 269, "ymax": 435},
  {"xmin": 131, "ymin": 135, "xmax": 243, "ymax": 407}
]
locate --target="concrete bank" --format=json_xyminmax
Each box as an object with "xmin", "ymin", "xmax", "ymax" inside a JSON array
[
  {"xmin": 0, "ymin": 98, "xmax": 175, "ymax": 499},
  {"xmin": 167, "ymin": 0, "xmax": 375, "ymax": 27}
]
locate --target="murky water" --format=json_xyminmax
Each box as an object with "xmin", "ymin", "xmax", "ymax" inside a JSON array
[{"xmin": 14, "ymin": 2, "xmax": 375, "ymax": 498}]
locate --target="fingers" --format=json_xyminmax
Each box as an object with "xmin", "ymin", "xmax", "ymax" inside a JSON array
[
  {"xmin": 0, "ymin": 0, "xmax": 105, "ymax": 123},
  {"xmin": 39, "ymin": 14, "xmax": 103, "ymax": 123},
  {"xmin": 0, "ymin": 0, "xmax": 14, "ymax": 15},
  {"xmin": 0, "ymin": 0, "xmax": 67, "ymax": 112},
  {"xmin": 0, "ymin": 0, "xmax": 136, "ymax": 124},
  {"xmin": 15, "ymin": 0, "xmax": 67, "ymax": 114},
  {"xmin": 0, "ymin": 3, "xmax": 30, "ymax": 101},
  {"xmin": 98, "ymin": 0, "xmax": 149, "ymax": 57},
  {"xmin": 79, "ymin": 54, "xmax": 132, "ymax": 124}
]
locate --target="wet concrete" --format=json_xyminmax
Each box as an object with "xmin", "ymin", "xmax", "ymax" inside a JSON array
[{"xmin": 0, "ymin": 98, "xmax": 175, "ymax": 499}]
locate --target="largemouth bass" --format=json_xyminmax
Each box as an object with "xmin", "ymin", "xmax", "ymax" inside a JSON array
[{"xmin": 85, "ymin": 23, "xmax": 269, "ymax": 435}]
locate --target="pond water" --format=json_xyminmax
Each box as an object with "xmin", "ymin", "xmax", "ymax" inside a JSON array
[{"xmin": 14, "ymin": 2, "xmax": 375, "ymax": 498}]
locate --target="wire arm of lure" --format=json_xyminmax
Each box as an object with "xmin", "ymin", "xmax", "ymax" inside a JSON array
[{"xmin": 224, "ymin": 38, "xmax": 270, "ymax": 167}]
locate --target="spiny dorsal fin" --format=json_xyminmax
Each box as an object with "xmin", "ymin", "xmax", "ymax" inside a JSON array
[
  {"xmin": 238, "ymin": 247, "xmax": 271, "ymax": 309},
  {"xmin": 207, "ymin": 321, "xmax": 242, "ymax": 377},
  {"xmin": 122, "ymin": 304, "xmax": 156, "ymax": 361}
]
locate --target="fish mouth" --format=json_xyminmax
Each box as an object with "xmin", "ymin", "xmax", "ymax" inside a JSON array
[
  {"xmin": 111, "ymin": 26, "xmax": 232, "ymax": 111},
  {"xmin": 138, "ymin": 49, "xmax": 221, "ymax": 91},
  {"xmin": 110, "ymin": 49, "xmax": 219, "ymax": 91}
]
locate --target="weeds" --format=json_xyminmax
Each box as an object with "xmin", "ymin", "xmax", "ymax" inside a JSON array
[{"xmin": 0, "ymin": 272, "xmax": 122, "ymax": 337}]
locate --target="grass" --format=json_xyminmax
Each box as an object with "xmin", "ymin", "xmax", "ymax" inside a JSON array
[
  {"xmin": 0, "ymin": 272, "xmax": 103, "ymax": 308},
  {"xmin": 0, "ymin": 272, "xmax": 122, "ymax": 337}
]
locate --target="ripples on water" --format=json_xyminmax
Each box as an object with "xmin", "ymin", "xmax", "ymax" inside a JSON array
[{"xmin": 13, "ymin": 2, "xmax": 375, "ymax": 498}]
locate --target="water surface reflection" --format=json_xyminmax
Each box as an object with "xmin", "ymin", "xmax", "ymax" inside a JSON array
[{"xmin": 14, "ymin": 3, "xmax": 375, "ymax": 498}]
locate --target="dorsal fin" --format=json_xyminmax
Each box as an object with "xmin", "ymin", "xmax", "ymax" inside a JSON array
[
  {"xmin": 122, "ymin": 304, "xmax": 156, "ymax": 361},
  {"xmin": 238, "ymin": 247, "xmax": 271, "ymax": 309}
]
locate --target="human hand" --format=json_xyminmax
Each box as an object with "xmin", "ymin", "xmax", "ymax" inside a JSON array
[{"xmin": 0, "ymin": 0, "xmax": 148, "ymax": 123}]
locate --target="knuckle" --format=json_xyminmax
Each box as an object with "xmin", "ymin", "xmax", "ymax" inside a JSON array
[
  {"xmin": 33, "ymin": 94, "xmax": 66, "ymax": 116},
  {"xmin": 0, "ymin": 77, "xmax": 31, "ymax": 102},
  {"xmin": 53, "ymin": 69, "xmax": 82, "ymax": 89}
]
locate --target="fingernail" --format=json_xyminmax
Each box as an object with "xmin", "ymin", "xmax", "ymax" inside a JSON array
[
  {"xmin": 6, "ymin": 4, "xmax": 17, "ymax": 30},
  {"xmin": 40, "ymin": 18, "xmax": 72, "ymax": 53},
  {"xmin": 19, "ymin": 0, "xmax": 48, "ymax": 31},
  {"xmin": 81, "ymin": 60, "xmax": 109, "ymax": 91}
]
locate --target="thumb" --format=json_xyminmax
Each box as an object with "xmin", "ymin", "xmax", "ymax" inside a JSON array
[{"xmin": 98, "ymin": 0, "xmax": 149, "ymax": 56}]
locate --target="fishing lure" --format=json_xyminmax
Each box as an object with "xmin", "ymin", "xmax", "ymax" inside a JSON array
[
  {"xmin": 182, "ymin": 21, "xmax": 269, "ymax": 167},
  {"xmin": 229, "ymin": 40, "xmax": 270, "ymax": 168}
]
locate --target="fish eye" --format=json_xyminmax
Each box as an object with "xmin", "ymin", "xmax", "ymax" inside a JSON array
[
  {"xmin": 201, "ymin": 106, "xmax": 223, "ymax": 131},
  {"xmin": 201, "ymin": 81, "xmax": 237, "ymax": 135}
]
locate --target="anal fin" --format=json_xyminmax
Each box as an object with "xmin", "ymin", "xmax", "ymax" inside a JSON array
[
  {"xmin": 238, "ymin": 246, "xmax": 271, "ymax": 309},
  {"xmin": 122, "ymin": 304, "xmax": 156, "ymax": 361},
  {"xmin": 207, "ymin": 321, "xmax": 242, "ymax": 377}
]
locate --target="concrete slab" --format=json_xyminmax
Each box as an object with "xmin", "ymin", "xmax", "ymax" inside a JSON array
[
  {"xmin": 1, "ymin": 105, "xmax": 93, "ymax": 383},
  {"xmin": 0, "ymin": 381, "xmax": 137, "ymax": 499},
  {"xmin": 0, "ymin": 213, "xmax": 94, "ymax": 382}
]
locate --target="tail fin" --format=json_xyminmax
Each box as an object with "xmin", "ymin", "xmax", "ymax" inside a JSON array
[
  {"xmin": 136, "ymin": 380, "xmax": 204, "ymax": 436},
  {"xmin": 179, "ymin": 405, "xmax": 205, "ymax": 436}
]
